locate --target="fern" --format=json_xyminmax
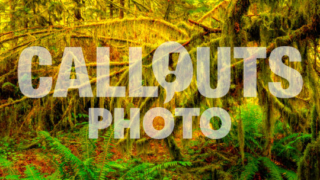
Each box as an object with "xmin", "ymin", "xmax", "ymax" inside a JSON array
[
  {"xmin": 22, "ymin": 165, "xmax": 45, "ymax": 180},
  {"xmin": 145, "ymin": 161, "xmax": 190, "ymax": 176},
  {"xmin": 240, "ymin": 156, "xmax": 259, "ymax": 180},
  {"xmin": 0, "ymin": 157, "xmax": 18, "ymax": 178},
  {"xmin": 4, "ymin": 175, "xmax": 20, "ymax": 180},
  {"xmin": 0, "ymin": 157, "xmax": 13, "ymax": 168},
  {"xmin": 225, "ymin": 103, "xmax": 264, "ymax": 153},
  {"xmin": 120, "ymin": 162, "xmax": 154, "ymax": 179},
  {"xmin": 45, "ymin": 170, "xmax": 61, "ymax": 180},
  {"xmin": 39, "ymin": 131, "xmax": 96, "ymax": 179},
  {"xmin": 286, "ymin": 134, "xmax": 312, "ymax": 146},
  {"xmin": 144, "ymin": 161, "xmax": 192, "ymax": 179},
  {"xmin": 272, "ymin": 133, "xmax": 311, "ymax": 163},
  {"xmin": 276, "ymin": 133, "xmax": 310, "ymax": 144},
  {"xmin": 98, "ymin": 126, "xmax": 114, "ymax": 180},
  {"xmin": 259, "ymin": 157, "xmax": 283, "ymax": 180},
  {"xmin": 279, "ymin": 168, "xmax": 298, "ymax": 180},
  {"xmin": 240, "ymin": 155, "xmax": 296, "ymax": 180},
  {"xmin": 119, "ymin": 161, "xmax": 192, "ymax": 179}
]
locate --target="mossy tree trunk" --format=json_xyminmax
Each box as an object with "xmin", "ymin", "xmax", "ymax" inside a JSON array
[
  {"xmin": 164, "ymin": 136, "xmax": 183, "ymax": 161},
  {"xmin": 298, "ymin": 136, "xmax": 320, "ymax": 180},
  {"xmin": 119, "ymin": 0, "xmax": 125, "ymax": 19},
  {"xmin": 164, "ymin": 0, "xmax": 173, "ymax": 21},
  {"xmin": 110, "ymin": 0, "xmax": 114, "ymax": 18}
]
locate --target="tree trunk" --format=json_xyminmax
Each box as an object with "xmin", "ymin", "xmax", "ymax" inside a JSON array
[
  {"xmin": 119, "ymin": 0, "xmax": 125, "ymax": 19},
  {"xmin": 164, "ymin": 136, "xmax": 183, "ymax": 161},
  {"xmin": 22, "ymin": 1, "xmax": 28, "ymax": 28},
  {"xmin": 9, "ymin": 0, "xmax": 15, "ymax": 31},
  {"xmin": 110, "ymin": 0, "xmax": 113, "ymax": 18},
  {"xmin": 164, "ymin": 1, "xmax": 173, "ymax": 21},
  {"xmin": 9, "ymin": 0, "xmax": 17, "ymax": 47},
  {"xmin": 298, "ymin": 136, "xmax": 320, "ymax": 180},
  {"xmin": 74, "ymin": 0, "xmax": 84, "ymax": 21}
]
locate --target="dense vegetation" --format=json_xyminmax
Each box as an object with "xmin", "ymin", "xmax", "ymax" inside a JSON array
[{"xmin": 0, "ymin": 0, "xmax": 320, "ymax": 179}]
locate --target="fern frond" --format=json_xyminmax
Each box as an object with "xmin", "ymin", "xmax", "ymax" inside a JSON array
[
  {"xmin": 98, "ymin": 126, "xmax": 114, "ymax": 180},
  {"xmin": 287, "ymin": 134, "xmax": 311, "ymax": 146},
  {"xmin": 22, "ymin": 165, "xmax": 45, "ymax": 180},
  {"xmin": 246, "ymin": 135, "xmax": 263, "ymax": 151},
  {"xmin": 0, "ymin": 157, "xmax": 13, "ymax": 168},
  {"xmin": 144, "ymin": 161, "xmax": 192, "ymax": 179},
  {"xmin": 273, "ymin": 133, "xmax": 311, "ymax": 162},
  {"xmin": 259, "ymin": 157, "xmax": 283, "ymax": 180},
  {"xmin": 119, "ymin": 163, "xmax": 154, "ymax": 179},
  {"xmin": 240, "ymin": 157, "xmax": 259, "ymax": 180},
  {"xmin": 276, "ymin": 133, "xmax": 309, "ymax": 144},
  {"xmin": 39, "ymin": 131, "xmax": 96, "ymax": 179},
  {"xmin": 279, "ymin": 168, "xmax": 298, "ymax": 180}
]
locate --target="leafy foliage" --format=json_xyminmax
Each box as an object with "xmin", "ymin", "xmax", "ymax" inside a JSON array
[{"xmin": 1, "ymin": 0, "xmax": 320, "ymax": 179}]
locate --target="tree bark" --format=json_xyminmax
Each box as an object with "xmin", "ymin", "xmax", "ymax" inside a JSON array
[
  {"xmin": 119, "ymin": 0, "xmax": 125, "ymax": 19},
  {"xmin": 110, "ymin": 0, "xmax": 114, "ymax": 18},
  {"xmin": 164, "ymin": 0, "xmax": 173, "ymax": 21},
  {"xmin": 74, "ymin": 0, "xmax": 84, "ymax": 21},
  {"xmin": 9, "ymin": 0, "xmax": 15, "ymax": 31},
  {"xmin": 164, "ymin": 136, "xmax": 183, "ymax": 161}
]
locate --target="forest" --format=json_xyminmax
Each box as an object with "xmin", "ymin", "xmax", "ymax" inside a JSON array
[{"xmin": 0, "ymin": 0, "xmax": 320, "ymax": 179}]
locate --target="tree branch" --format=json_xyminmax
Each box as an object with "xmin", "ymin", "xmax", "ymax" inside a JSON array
[{"xmin": 188, "ymin": 19, "xmax": 221, "ymax": 33}]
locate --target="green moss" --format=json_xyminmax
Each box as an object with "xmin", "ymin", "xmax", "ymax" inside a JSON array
[
  {"xmin": 298, "ymin": 136, "xmax": 320, "ymax": 180},
  {"xmin": 311, "ymin": 105, "xmax": 319, "ymax": 141}
]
